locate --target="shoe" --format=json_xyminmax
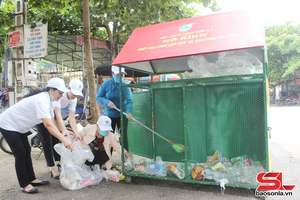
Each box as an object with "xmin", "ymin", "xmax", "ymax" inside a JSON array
[
  {"xmin": 31, "ymin": 180, "xmax": 49, "ymax": 186},
  {"xmin": 21, "ymin": 187, "xmax": 38, "ymax": 194},
  {"xmin": 57, "ymin": 163, "xmax": 61, "ymax": 171},
  {"xmin": 49, "ymin": 170, "xmax": 60, "ymax": 179}
]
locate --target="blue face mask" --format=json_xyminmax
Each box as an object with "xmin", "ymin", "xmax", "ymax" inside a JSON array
[
  {"xmin": 99, "ymin": 130, "xmax": 109, "ymax": 136},
  {"xmin": 113, "ymin": 75, "xmax": 124, "ymax": 83}
]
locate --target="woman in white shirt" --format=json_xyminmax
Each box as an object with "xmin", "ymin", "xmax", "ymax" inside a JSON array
[
  {"xmin": 36, "ymin": 78, "xmax": 83, "ymax": 178},
  {"xmin": 0, "ymin": 77, "xmax": 73, "ymax": 194}
]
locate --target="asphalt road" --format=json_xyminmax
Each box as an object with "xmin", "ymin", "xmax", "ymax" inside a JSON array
[{"xmin": 0, "ymin": 105, "xmax": 299, "ymax": 200}]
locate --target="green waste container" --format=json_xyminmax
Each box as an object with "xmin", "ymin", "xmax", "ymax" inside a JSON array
[
  {"xmin": 120, "ymin": 74, "xmax": 269, "ymax": 189},
  {"xmin": 113, "ymin": 10, "xmax": 269, "ymax": 189}
]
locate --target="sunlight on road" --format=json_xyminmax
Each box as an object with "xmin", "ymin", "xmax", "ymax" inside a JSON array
[{"xmin": 268, "ymin": 106, "xmax": 300, "ymax": 155}]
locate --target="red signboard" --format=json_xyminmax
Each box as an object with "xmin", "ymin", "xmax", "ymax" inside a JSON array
[
  {"xmin": 9, "ymin": 31, "xmax": 21, "ymax": 48},
  {"xmin": 113, "ymin": 9, "xmax": 265, "ymax": 66}
]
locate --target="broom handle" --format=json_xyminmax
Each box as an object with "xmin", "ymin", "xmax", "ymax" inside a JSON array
[{"xmin": 114, "ymin": 107, "xmax": 170, "ymax": 143}]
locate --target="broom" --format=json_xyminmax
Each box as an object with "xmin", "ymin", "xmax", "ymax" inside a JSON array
[{"xmin": 114, "ymin": 107, "xmax": 185, "ymax": 153}]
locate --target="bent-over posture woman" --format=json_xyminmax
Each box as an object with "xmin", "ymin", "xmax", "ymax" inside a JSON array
[{"xmin": 0, "ymin": 77, "xmax": 73, "ymax": 194}]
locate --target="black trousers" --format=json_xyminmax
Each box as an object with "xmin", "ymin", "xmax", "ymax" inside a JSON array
[
  {"xmin": 109, "ymin": 116, "xmax": 128, "ymax": 151},
  {"xmin": 0, "ymin": 127, "xmax": 36, "ymax": 187},
  {"xmin": 36, "ymin": 123, "xmax": 60, "ymax": 167},
  {"xmin": 85, "ymin": 150, "xmax": 109, "ymax": 167}
]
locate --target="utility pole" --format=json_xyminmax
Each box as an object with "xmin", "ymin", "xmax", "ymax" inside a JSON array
[
  {"xmin": 10, "ymin": 0, "xmax": 26, "ymax": 104},
  {"xmin": 9, "ymin": 0, "xmax": 41, "ymax": 105}
]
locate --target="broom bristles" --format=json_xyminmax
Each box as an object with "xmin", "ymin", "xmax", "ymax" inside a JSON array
[{"xmin": 172, "ymin": 143, "xmax": 185, "ymax": 153}]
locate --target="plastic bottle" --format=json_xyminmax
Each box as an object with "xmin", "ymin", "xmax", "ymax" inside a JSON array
[
  {"xmin": 217, "ymin": 151, "xmax": 223, "ymax": 163},
  {"xmin": 149, "ymin": 163, "xmax": 158, "ymax": 175},
  {"xmin": 156, "ymin": 156, "xmax": 166, "ymax": 177}
]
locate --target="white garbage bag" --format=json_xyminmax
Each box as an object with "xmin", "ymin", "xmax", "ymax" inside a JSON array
[{"xmin": 54, "ymin": 137, "xmax": 107, "ymax": 190}]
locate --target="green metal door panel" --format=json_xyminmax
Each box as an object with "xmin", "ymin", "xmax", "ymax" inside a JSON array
[
  {"xmin": 127, "ymin": 91, "xmax": 153, "ymax": 158},
  {"xmin": 205, "ymin": 82, "xmax": 266, "ymax": 163},
  {"xmin": 153, "ymin": 88, "xmax": 184, "ymax": 162},
  {"xmin": 185, "ymin": 86, "xmax": 207, "ymax": 163}
]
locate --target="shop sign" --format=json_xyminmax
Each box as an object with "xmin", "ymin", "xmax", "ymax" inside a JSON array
[
  {"xmin": 9, "ymin": 31, "xmax": 22, "ymax": 48},
  {"xmin": 24, "ymin": 22, "xmax": 48, "ymax": 58}
]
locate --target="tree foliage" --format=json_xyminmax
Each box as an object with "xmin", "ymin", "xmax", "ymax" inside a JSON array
[
  {"xmin": 265, "ymin": 22, "xmax": 300, "ymax": 85},
  {"xmin": 0, "ymin": 0, "xmax": 15, "ymax": 73},
  {"xmin": 0, "ymin": 0, "xmax": 219, "ymax": 70},
  {"xmin": 26, "ymin": 0, "xmax": 219, "ymax": 60}
]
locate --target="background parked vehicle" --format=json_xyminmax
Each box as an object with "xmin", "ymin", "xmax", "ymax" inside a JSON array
[{"xmin": 275, "ymin": 98, "xmax": 297, "ymax": 106}]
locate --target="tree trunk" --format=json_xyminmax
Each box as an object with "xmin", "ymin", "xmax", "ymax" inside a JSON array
[
  {"xmin": 83, "ymin": 0, "xmax": 100, "ymax": 124},
  {"xmin": 104, "ymin": 24, "xmax": 117, "ymax": 61},
  {"xmin": 110, "ymin": 42, "xmax": 117, "ymax": 60}
]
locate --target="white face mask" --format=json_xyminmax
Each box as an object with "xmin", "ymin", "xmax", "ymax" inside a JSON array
[{"xmin": 50, "ymin": 94, "xmax": 55, "ymax": 101}]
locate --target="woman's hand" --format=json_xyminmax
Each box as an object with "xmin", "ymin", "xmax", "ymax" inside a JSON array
[
  {"xmin": 124, "ymin": 152, "xmax": 133, "ymax": 160},
  {"xmin": 126, "ymin": 113, "xmax": 133, "ymax": 120},
  {"xmin": 62, "ymin": 129, "xmax": 74, "ymax": 137},
  {"xmin": 108, "ymin": 101, "xmax": 116, "ymax": 109},
  {"xmin": 62, "ymin": 138, "xmax": 73, "ymax": 152},
  {"xmin": 73, "ymin": 134, "xmax": 82, "ymax": 141}
]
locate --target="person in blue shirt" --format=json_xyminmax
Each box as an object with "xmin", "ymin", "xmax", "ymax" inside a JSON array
[{"xmin": 96, "ymin": 66, "xmax": 133, "ymax": 150}]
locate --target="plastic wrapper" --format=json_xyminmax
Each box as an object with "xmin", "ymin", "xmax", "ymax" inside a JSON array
[
  {"xmin": 201, "ymin": 155, "xmax": 265, "ymax": 186},
  {"xmin": 134, "ymin": 164, "xmax": 146, "ymax": 173},
  {"xmin": 124, "ymin": 157, "xmax": 134, "ymax": 171},
  {"xmin": 202, "ymin": 166, "xmax": 228, "ymax": 183},
  {"xmin": 93, "ymin": 164, "xmax": 109, "ymax": 180},
  {"xmin": 185, "ymin": 55, "xmax": 221, "ymax": 78},
  {"xmin": 184, "ymin": 50, "xmax": 263, "ymax": 79},
  {"xmin": 105, "ymin": 169, "xmax": 120, "ymax": 177},
  {"xmin": 167, "ymin": 163, "xmax": 185, "ymax": 179},
  {"xmin": 227, "ymin": 161, "xmax": 265, "ymax": 185},
  {"xmin": 54, "ymin": 137, "xmax": 107, "ymax": 190},
  {"xmin": 137, "ymin": 159, "xmax": 150, "ymax": 175},
  {"xmin": 191, "ymin": 164, "xmax": 204, "ymax": 180}
]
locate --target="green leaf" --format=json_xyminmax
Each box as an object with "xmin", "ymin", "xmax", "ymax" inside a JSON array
[
  {"xmin": 30, "ymin": 21, "xmax": 37, "ymax": 29},
  {"xmin": 266, "ymin": 23, "xmax": 300, "ymax": 85}
]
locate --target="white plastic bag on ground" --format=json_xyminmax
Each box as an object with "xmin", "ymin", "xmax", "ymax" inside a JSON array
[{"xmin": 54, "ymin": 137, "xmax": 107, "ymax": 190}]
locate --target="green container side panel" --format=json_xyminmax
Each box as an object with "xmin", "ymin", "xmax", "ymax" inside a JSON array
[
  {"xmin": 127, "ymin": 77, "xmax": 267, "ymax": 169},
  {"xmin": 185, "ymin": 86, "xmax": 207, "ymax": 163},
  {"xmin": 153, "ymin": 88, "xmax": 184, "ymax": 162},
  {"xmin": 205, "ymin": 82, "xmax": 266, "ymax": 164},
  {"xmin": 127, "ymin": 91, "xmax": 153, "ymax": 158}
]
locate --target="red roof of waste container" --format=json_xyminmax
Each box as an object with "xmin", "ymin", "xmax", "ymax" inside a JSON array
[{"xmin": 113, "ymin": 9, "xmax": 266, "ymax": 74}]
